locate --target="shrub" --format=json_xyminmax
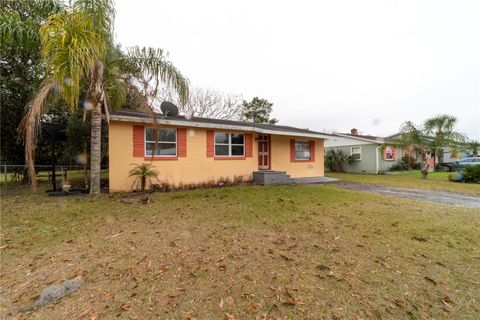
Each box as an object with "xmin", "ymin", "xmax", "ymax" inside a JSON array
[
  {"xmin": 412, "ymin": 162, "xmax": 421, "ymax": 170},
  {"xmin": 390, "ymin": 163, "xmax": 407, "ymax": 171},
  {"xmin": 325, "ymin": 149, "xmax": 350, "ymax": 172},
  {"xmin": 401, "ymin": 155, "xmax": 416, "ymax": 169},
  {"xmin": 464, "ymin": 166, "xmax": 480, "ymax": 183},
  {"xmin": 448, "ymin": 172, "xmax": 464, "ymax": 182}
]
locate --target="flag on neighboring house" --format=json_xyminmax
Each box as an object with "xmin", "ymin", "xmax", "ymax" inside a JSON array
[{"xmin": 384, "ymin": 146, "xmax": 397, "ymax": 160}]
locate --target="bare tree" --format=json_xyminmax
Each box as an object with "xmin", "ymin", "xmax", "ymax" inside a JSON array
[{"xmin": 158, "ymin": 86, "xmax": 243, "ymax": 120}]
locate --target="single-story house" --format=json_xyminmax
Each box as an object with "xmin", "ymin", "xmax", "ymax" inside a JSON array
[
  {"xmin": 324, "ymin": 128, "xmax": 434, "ymax": 173},
  {"xmin": 108, "ymin": 109, "xmax": 331, "ymax": 192}
]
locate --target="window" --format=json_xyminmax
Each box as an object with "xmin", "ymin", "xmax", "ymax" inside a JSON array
[
  {"xmin": 384, "ymin": 146, "xmax": 395, "ymax": 161},
  {"xmin": 215, "ymin": 132, "xmax": 244, "ymax": 156},
  {"xmin": 145, "ymin": 128, "xmax": 177, "ymax": 156},
  {"xmin": 351, "ymin": 146, "xmax": 361, "ymax": 161},
  {"xmin": 295, "ymin": 141, "xmax": 311, "ymax": 160}
]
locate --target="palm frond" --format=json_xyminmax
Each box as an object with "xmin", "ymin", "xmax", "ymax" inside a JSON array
[
  {"xmin": 18, "ymin": 79, "xmax": 58, "ymax": 189},
  {"xmin": 126, "ymin": 46, "xmax": 190, "ymax": 105},
  {"xmin": 40, "ymin": 9, "xmax": 107, "ymax": 108},
  {"xmin": 104, "ymin": 77, "xmax": 126, "ymax": 110},
  {"xmin": 73, "ymin": 0, "xmax": 115, "ymax": 43}
]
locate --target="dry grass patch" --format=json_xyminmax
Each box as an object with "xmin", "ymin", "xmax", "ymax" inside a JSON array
[{"xmin": 1, "ymin": 184, "xmax": 479, "ymax": 319}]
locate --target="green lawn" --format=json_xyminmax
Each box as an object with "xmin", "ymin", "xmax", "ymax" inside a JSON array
[
  {"xmin": 327, "ymin": 171, "xmax": 480, "ymax": 196},
  {"xmin": 1, "ymin": 183, "xmax": 479, "ymax": 319}
]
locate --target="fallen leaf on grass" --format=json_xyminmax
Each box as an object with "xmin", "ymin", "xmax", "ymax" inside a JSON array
[
  {"xmin": 394, "ymin": 299, "xmax": 405, "ymax": 308},
  {"xmin": 224, "ymin": 313, "xmax": 235, "ymax": 320},
  {"xmin": 316, "ymin": 264, "xmax": 330, "ymax": 271},
  {"xmin": 412, "ymin": 236, "xmax": 427, "ymax": 242},
  {"xmin": 280, "ymin": 254, "xmax": 293, "ymax": 261},
  {"xmin": 184, "ymin": 311, "xmax": 197, "ymax": 319},
  {"xmin": 244, "ymin": 303, "xmax": 257, "ymax": 313},
  {"xmin": 119, "ymin": 303, "xmax": 131, "ymax": 311},
  {"xmin": 424, "ymin": 276, "xmax": 437, "ymax": 285},
  {"xmin": 76, "ymin": 308, "xmax": 92, "ymax": 319}
]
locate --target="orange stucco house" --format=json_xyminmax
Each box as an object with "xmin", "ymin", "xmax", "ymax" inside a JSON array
[{"xmin": 108, "ymin": 109, "xmax": 331, "ymax": 192}]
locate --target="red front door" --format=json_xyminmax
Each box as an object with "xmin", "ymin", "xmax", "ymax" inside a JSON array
[{"xmin": 258, "ymin": 135, "xmax": 270, "ymax": 170}]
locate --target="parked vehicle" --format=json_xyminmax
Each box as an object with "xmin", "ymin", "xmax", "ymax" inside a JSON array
[{"xmin": 441, "ymin": 157, "xmax": 480, "ymax": 171}]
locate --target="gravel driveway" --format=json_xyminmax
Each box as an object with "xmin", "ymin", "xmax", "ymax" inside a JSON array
[{"xmin": 333, "ymin": 182, "xmax": 480, "ymax": 208}]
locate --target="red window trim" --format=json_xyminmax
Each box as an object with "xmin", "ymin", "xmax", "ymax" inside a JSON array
[
  {"xmin": 143, "ymin": 156, "xmax": 178, "ymax": 161},
  {"xmin": 290, "ymin": 139, "xmax": 316, "ymax": 162},
  {"xmin": 214, "ymin": 156, "xmax": 246, "ymax": 160},
  {"xmin": 384, "ymin": 146, "xmax": 397, "ymax": 161}
]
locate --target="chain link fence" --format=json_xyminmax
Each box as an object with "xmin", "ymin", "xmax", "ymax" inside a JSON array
[{"xmin": 1, "ymin": 164, "xmax": 108, "ymax": 187}]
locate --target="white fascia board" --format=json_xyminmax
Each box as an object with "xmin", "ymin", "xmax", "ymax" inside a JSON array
[
  {"xmin": 110, "ymin": 115, "xmax": 330, "ymax": 139},
  {"xmin": 333, "ymin": 133, "xmax": 384, "ymax": 144}
]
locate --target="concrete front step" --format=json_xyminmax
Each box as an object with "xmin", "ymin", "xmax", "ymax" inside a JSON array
[{"xmin": 252, "ymin": 171, "xmax": 294, "ymax": 185}]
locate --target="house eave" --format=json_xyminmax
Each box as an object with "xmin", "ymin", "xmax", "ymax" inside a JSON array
[
  {"xmin": 110, "ymin": 114, "xmax": 330, "ymax": 139},
  {"xmin": 333, "ymin": 133, "xmax": 385, "ymax": 144}
]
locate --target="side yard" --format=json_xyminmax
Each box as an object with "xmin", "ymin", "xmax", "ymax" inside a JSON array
[
  {"xmin": 326, "ymin": 171, "xmax": 480, "ymax": 196},
  {"xmin": 1, "ymin": 184, "xmax": 479, "ymax": 319}
]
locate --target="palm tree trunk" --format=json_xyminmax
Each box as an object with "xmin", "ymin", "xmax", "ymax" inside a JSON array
[
  {"xmin": 88, "ymin": 60, "xmax": 105, "ymax": 197},
  {"xmin": 90, "ymin": 104, "xmax": 102, "ymax": 196}
]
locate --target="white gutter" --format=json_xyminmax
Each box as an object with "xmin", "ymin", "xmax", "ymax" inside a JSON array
[{"xmin": 110, "ymin": 114, "xmax": 332, "ymax": 140}]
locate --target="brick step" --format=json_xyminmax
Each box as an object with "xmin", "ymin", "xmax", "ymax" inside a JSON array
[{"xmin": 252, "ymin": 171, "xmax": 294, "ymax": 185}]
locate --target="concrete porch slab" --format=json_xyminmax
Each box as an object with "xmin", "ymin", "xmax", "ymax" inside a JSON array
[{"xmin": 293, "ymin": 176, "xmax": 339, "ymax": 184}]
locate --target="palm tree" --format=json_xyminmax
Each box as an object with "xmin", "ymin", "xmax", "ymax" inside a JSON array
[
  {"xmin": 423, "ymin": 114, "xmax": 465, "ymax": 164},
  {"xmin": 467, "ymin": 140, "xmax": 479, "ymax": 158},
  {"xmin": 10, "ymin": 0, "xmax": 188, "ymax": 196},
  {"xmin": 128, "ymin": 163, "xmax": 159, "ymax": 192},
  {"xmin": 388, "ymin": 115, "xmax": 466, "ymax": 169},
  {"xmin": 388, "ymin": 121, "xmax": 429, "ymax": 168}
]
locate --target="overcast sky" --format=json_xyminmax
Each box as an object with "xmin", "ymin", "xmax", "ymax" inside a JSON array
[{"xmin": 115, "ymin": 0, "xmax": 480, "ymax": 139}]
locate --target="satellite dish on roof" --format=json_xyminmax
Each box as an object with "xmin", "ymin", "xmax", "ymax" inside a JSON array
[{"xmin": 160, "ymin": 101, "xmax": 179, "ymax": 117}]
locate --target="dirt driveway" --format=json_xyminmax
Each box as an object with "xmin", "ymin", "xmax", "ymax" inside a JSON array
[{"xmin": 333, "ymin": 182, "xmax": 480, "ymax": 208}]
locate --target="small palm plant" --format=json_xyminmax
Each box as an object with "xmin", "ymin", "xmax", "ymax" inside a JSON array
[
  {"xmin": 128, "ymin": 163, "xmax": 159, "ymax": 192},
  {"xmin": 324, "ymin": 149, "xmax": 350, "ymax": 172}
]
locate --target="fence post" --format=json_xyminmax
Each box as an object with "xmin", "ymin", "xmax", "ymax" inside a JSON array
[
  {"xmin": 61, "ymin": 166, "xmax": 64, "ymax": 186},
  {"xmin": 4, "ymin": 165, "xmax": 7, "ymax": 183}
]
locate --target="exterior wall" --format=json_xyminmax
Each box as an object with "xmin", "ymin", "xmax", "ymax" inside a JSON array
[
  {"xmin": 325, "ymin": 144, "xmax": 402, "ymax": 173},
  {"xmin": 270, "ymin": 135, "xmax": 324, "ymax": 178},
  {"xmin": 109, "ymin": 122, "xmax": 258, "ymax": 192},
  {"xmin": 109, "ymin": 121, "xmax": 325, "ymax": 192}
]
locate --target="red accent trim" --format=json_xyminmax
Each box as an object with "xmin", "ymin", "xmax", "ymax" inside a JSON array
[
  {"xmin": 290, "ymin": 139, "xmax": 316, "ymax": 162},
  {"xmin": 144, "ymin": 157, "xmax": 178, "ymax": 161},
  {"xmin": 177, "ymin": 128, "xmax": 187, "ymax": 157},
  {"xmin": 214, "ymin": 157, "xmax": 246, "ymax": 160},
  {"xmin": 245, "ymin": 133, "xmax": 253, "ymax": 157},
  {"xmin": 309, "ymin": 140, "xmax": 315, "ymax": 162},
  {"xmin": 133, "ymin": 125, "xmax": 145, "ymax": 157},
  {"xmin": 290, "ymin": 139, "xmax": 295, "ymax": 162},
  {"xmin": 268, "ymin": 135, "xmax": 271, "ymax": 169},
  {"xmin": 206, "ymin": 130, "xmax": 214, "ymax": 157}
]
